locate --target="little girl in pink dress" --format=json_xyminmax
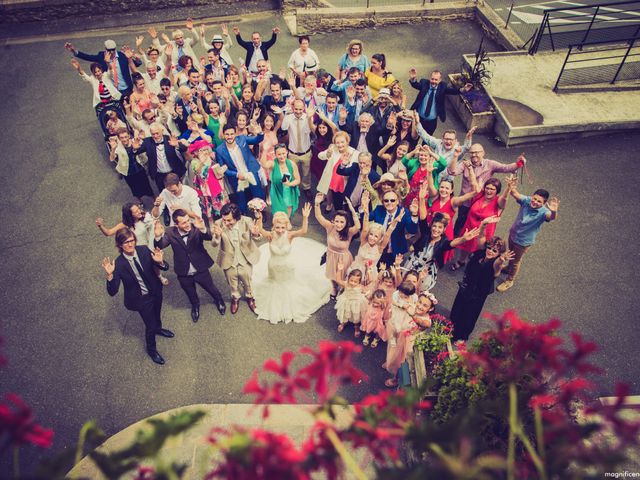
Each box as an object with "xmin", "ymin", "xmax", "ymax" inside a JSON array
[{"xmin": 360, "ymin": 289, "xmax": 388, "ymax": 348}]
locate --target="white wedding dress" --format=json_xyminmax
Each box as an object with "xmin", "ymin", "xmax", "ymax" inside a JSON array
[{"xmin": 252, "ymin": 233, "xmax": 331, "ymax": 324}]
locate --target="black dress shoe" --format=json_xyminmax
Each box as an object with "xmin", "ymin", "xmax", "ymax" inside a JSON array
[
  {"xmin": 148, "ymin": 350, "xmax": 165, "ymax": 365},
  {"xmin": 216, "ymin": 300, "xmax": 226, "ymax": 315},
  {"xmin": 157, "ymin": 328, "xmax": 174, "ymax": 338},
  {"xmin": 191, "ymin": 305, "xmax": 200, "ymax": 322}
]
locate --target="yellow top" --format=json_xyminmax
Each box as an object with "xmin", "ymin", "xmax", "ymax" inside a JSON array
[{"xmin": 365, "ymin": 69, "xmax": 396, "ymax": 98}]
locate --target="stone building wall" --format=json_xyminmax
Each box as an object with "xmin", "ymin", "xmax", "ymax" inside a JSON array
[{"xmin": 0, "ymin": 0, "xmax": 267, "ymax": 23}]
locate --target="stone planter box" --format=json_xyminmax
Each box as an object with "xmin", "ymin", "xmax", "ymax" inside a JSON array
[{"xmin": 447, "ymin": 74, "xmax": 496, "ymax": 134}]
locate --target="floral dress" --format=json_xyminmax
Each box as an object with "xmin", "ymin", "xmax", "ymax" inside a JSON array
[{"xmin": 192, "ymin": 160, "xmax": 228, "ymax": 218}]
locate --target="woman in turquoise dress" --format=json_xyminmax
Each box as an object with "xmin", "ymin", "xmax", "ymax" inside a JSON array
[{"xmin": 269, "ymin": 144, "xmax": 301, "ymax": 218}]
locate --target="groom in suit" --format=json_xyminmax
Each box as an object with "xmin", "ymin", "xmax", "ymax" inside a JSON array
[
  {"xmin": 155, "ymin": 209, "xmax": 226, "ymax": 322},
  {"xmin": 102, "ymin": 228, "xmax": 173, "ymax": 365},
  {"xmin": 212, "ymin": 203, "xmax": 261, "ymax": 315},
  {"xmin": 215, "ymin": 124, "xmax": 265, "ymax": 214}
]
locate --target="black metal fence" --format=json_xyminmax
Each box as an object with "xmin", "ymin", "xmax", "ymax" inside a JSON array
[
  {"xmin": 553, "ymin": 35, "xmax": 640, "ymax": 91},
  {"xmin": 528, "ymin": 0, "xmax": 640, "ymax": 55}
]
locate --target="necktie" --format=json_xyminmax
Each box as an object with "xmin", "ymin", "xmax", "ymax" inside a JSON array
[
  {"xmin": 133, "ymin": 257, "xmax": 150, "ymax": 291},
  {"xmin": 424, "ymin": 87, "xmax": 434, "ymax": 118},
  {"xmin": 111, "ymin": 58, "xmax": 119, "ymax": 89},
  {"xmin": 296, "ymin": 117, "xmax": 303, "ymax": 151},
  {"xmin": 383, "ymin": 212, "xmax": 394, "ymax": 253}
]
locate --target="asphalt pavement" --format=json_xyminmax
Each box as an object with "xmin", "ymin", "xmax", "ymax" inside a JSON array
[{"xmin": 0, "ymin": 7, "xmax": 639, "ymax": 476}]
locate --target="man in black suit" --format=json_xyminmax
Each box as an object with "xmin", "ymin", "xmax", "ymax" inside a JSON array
[
  {"xmin": 65, "ymin": 39, "xmax": 141, "ymax": 98},
  {"xmin": 232, "ymin": 25, "xmax": 280, "ymax": 75},
  {"xmin": 136, "ymin": 124, "xmax": 187, "ymax": 194},
  {"xmin": 102, "ymin": 228, "xmax": 173, "ymax": 365},
  {"xmin": 409, "ymin": 68, "xmax": 472, "ymax": 136},
  {"xmin": 154, "ymin": 209, "xmax": 226, "ymax": 322}
]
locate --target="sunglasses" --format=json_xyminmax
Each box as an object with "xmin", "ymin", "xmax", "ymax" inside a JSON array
[
  {"xmin": 383, "ymin": 198, "xmax": 397, "ymax": 203},
  {"xmin": 486, "ymin": 246, "xmax": 500, "ymax": 253}
]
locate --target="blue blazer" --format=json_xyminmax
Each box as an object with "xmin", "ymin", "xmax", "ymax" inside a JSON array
[
  {"xmin": 369, "ymin": 205, "xmax": 418, "ymax": 256},
  {"xmin": 336, "ymin": 163, "xmax": 380, "ymax": 199},
  {"xmin": 215, "ymin": 134, "xmax": 263, "ymax": 193},
  {"xmin": 74, "ymin": 50, "xmax": 140, "ymax": 90}
]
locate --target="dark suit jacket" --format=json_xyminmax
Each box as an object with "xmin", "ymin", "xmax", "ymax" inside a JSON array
[
  {"xmin": 74, "ymin": 50, "xmax": 140, "ymax": 89},
  {"xmin": 336, "ymin": 163, "xmax": 381, "ymax": 199},
  {"xmin": 369, "ymin": 205, "xmax": 418, "ymax": 256},
  {"xmin": 106, "ymin": 247, "xmax": 167, "ymax": 311},
  {"xmin": 409, "ymin": 79, "xmax": 460, "ymax": 122},
  {"xmin": 138, "ymin": 136, "xmax": 186, "ymax": 179},
  {"xmin": 215, "ymin": 135, "xmax": 263, "ymax": 193},
  {"xmin": 235, "ymin": 33, "xmax": 277, "ymax": 68},
  {"xmin": 155, "ymin": 227, "xmax": 214, "ymax": 277},
  {"xmin": 341, "ymin": 122, "xmax": 385, "ymax": 173}
]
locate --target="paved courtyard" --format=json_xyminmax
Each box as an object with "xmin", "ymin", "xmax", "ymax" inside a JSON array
[{"xmin": 0, "ymin": 8, "xmax": 639, "ymax": 474}]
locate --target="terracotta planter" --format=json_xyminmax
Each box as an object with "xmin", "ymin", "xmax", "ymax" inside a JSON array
[{"xmin": 447, "ymin": 74, "xmax": 496, "ymax": 134}]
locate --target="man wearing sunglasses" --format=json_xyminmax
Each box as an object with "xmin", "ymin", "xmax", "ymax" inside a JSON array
[
  {"xmin": 368, "ymin": 189, "xmax": 419, "ymax": 265},
  {"xmin": 65, "ymin": 39, "xmax": 141, "ymax": 98}
]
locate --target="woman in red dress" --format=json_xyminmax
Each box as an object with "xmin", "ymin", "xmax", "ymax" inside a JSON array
[{"xmin": 451, "ymin": 176, "xmax": 512, "ymax": 270}]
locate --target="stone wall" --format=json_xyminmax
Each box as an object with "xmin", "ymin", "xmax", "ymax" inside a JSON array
[
  {"xmin": 293, "ymin": 4, "xmax": 476, "ymax": 35},
  {"xmin": 0, "ymin": 0, "xmax": 266, "ymax": 23}
]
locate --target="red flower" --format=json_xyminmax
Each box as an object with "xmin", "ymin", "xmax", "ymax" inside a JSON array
[{"xmin": 0, "ymin": 393, "xmax": 53, "ymax": 449}]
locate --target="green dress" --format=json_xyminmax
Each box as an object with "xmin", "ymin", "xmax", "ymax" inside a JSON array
[
  {"xmin": 207, "ymin": 116, "xmax": 222, "ymax": 147},
  {"xmin": 270, "ymin": 159, "xmax": 300, "ymax": 218}
]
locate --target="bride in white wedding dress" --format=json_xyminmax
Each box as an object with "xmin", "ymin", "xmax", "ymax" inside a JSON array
[{"xmin": 252, "ymin": 204, "xmax": 332, "ymax": 324}]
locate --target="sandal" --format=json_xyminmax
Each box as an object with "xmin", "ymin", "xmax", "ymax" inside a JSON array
[
  {"xmin": 384, "ymin": 378, "xmax": 398, "ymax": 388},
  {"xmin": 371, "ymin": 338, "xmax": 379, "ymax": 348},
  {"xmin": 337, "ymin": 324, "xmax": 345, "ymax": 333},
  {"xmin": 330, "ymin": 294, "xmax": 337, "ymax": 302},
  {"xmin": 449, "ymin": 261, "xmax": 466, "ymax": 272},
  {"xmin": 362, "ymin": 335, "xmax": 370, "ymax": 346}
]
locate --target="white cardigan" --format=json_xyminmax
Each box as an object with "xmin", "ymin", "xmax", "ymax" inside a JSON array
[
  {"xmin": 316, "ymin": 146, "xmax": 359, "ymax": 195},
  {"xmin": 80, "ymin": 72, "xmax": 121, "ymax": 107}
]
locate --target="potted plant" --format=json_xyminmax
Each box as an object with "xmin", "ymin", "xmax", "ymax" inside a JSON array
[
  {"xmin": 413, "ymin": 314, "xmax": 454, "ymax": 380},
  {"xmin": 448, "ymin": 38, "xmax": 496, "ymax": 133}
]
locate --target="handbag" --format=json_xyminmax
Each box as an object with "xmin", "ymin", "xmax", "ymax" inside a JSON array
[{"xmin": 320, "ymin": 251, "xmax": 327, "ymax": 266}]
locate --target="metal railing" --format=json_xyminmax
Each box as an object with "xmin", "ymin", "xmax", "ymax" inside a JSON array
[
  {"xmin": 527, "ymin": 0, "xmax": 640, "ymax": 55},
  {"xmin": 553, "ymin": 34, "xmax": 640, "ymax": 91}
]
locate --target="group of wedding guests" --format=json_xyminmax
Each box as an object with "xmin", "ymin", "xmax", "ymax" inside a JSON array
[{"xmin": 73, "ymin": 21, "xmax": 560, "ymax": 383}]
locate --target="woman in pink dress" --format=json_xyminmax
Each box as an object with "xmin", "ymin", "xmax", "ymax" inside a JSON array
[
  {"xmin": 451, "ymin": 177, "xmax": 511, "ymax": 269},
  {"xmin": 314, "ymin": 193, "xmax": 361, "ymax": 300}
]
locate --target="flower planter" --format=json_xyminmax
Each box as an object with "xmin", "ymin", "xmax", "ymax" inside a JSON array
[{"xmin": 447, "ymin": 74, "xmax": 496, "ymax": 134}]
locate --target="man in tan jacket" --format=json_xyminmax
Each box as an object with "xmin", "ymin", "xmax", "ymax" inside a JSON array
[{"xmin": 212, "ymin": 203, "xmax": 261, "ymax": 314}]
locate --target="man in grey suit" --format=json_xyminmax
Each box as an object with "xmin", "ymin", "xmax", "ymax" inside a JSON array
[{"xmin": 211, "ymin": 203, "xmax": 261, "ymax": 315}]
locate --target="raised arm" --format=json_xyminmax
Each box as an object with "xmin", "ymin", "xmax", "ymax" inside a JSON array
[
  {"xmin": 494, "ymin": 249, "xmax": 515, "ymax": 277},
  {"xmin": 95, "ymin": 218, "xmax": 126, "ymax": 237},
  {"xmin": 345, "ymin": 197, "xmax": 361, "ymax": 236},
  {"xmin": 290, "ymin": 203, "xmax": 311, "ymax": 239},
  {"xmin": 253, "ymin": 210, "xmax": 272, "ymax": 241},
  {"xmin": 380, "ymin": 209, "xmax": 404, "ymax": 253},
  {"xmin": 418, "ymin": 181, "xmax": 430, "ymax": 221},
  {"xmin": 377, "ymin": 135, "xmax": 396, "ymax": 163},
  {"xmin": 546, "ymin": 197, "xmax": 559, "ymax": 221},
  {"xmin": 476, "ymin": 215, "xmax": 500, "ymax": 250},
  {"xmin": 498, "ymin": 175, "xmax": 516, "ymax": 210},
  {"xmin": 314, "ymin": 193, "xmax": 333, "ymax": 230}
]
